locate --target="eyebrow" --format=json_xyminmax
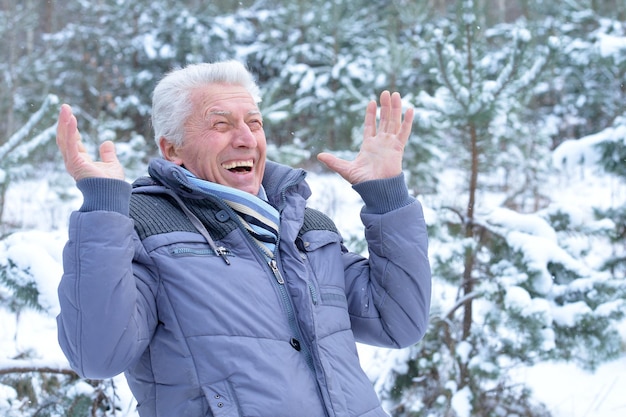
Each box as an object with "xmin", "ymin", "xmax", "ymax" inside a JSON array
[{"xmin": 207, "ymin": 110, "xmax": 262, "ymax": 117}]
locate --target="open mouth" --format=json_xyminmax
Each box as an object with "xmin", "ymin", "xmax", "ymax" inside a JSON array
[{"xmin": 222, "ymin": 160, "xmax": 253, "ymax": 173}]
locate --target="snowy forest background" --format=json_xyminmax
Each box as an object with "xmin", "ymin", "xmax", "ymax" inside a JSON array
[{"xmin": 1, "ymin": 0, "xmax": 626, "ymax": 416}]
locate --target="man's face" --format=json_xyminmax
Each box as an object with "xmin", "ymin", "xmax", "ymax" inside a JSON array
[{"xmin": 160, "ymin": 83, "xmax": 267, "ymax": 195}]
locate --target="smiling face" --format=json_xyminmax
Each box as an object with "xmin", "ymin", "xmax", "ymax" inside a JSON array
[{"xmin": 159, "ymin": 83, "xmax": 267, "ymax": 195}]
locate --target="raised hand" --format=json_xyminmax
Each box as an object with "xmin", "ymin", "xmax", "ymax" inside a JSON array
[
  {"xmin": 56, "ymin": 104, "xmax": 125, "ymax": 181},
  {"xmin": 317, "ymin": 90, "xmax": 414, "ymax": 185}
]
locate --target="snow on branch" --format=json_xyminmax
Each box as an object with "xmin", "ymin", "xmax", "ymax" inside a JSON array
[
  {"xmin": 0, "ymin": 358, "xmax": 77, "ymax": 377},
  {"xmin": 8, "ymin": 125, "xmax": 57, "ymax": 162},
  {"xmin": 0, "ymin": 94, "xmax": 59, "ymax": 162}
]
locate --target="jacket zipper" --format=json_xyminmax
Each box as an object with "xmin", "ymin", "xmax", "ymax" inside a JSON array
[
  {"xmin": 209, "ymin": 197, "xmax": 317, "ymax": 374},
  {"xmin": 270, "ymin": 254, "xmax": 330, "ymax": 417},
  {"xmin": 170, "ymin": 246, "xmax": 231, "ymax": 257},
  {"xmin": 271, "ymin": 171, "xmax": 317, "ymax": 372},
  {"xmin": 274, "ymin": 172, "xmax": 333, "ymax": 416},
  {"xmin": 268, "ymin": 259, "xmax": 315, "ymax": 371},
  {"xmin": 269, "ymin": 172, "xmax": 332, "ymax": 417}
]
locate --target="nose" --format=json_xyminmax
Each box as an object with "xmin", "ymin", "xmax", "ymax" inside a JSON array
[{"xmin": 232, "ymin": 124, "xmax": 257, "ymax": 148}]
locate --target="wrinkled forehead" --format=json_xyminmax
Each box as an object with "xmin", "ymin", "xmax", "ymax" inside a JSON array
[{"xmin": 191, "ymin": 83, "xmax": 260, "ymax": 114}]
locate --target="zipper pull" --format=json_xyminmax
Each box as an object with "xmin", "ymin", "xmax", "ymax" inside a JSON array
[
  {"xmin": 215, "ymin": 246, "xmax": 231, "ymax": 265},
  {"xmin": 269, "ymin": 259, "xmax": 285, "ymax": 284}
]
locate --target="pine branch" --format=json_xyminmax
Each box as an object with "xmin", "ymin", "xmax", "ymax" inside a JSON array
[
  {"xmin": 0, "ymin": 94, "xmax": 58, "ymax": 161},
  {"xmin": 0, "ymin": 359, "xmax": 78, "ymax": 377},
  {"xmin": 444, "ymin": 290, "xmax": 483, "ymax": 320}
]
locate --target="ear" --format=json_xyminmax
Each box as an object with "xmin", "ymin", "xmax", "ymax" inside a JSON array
[{"xmin": 159, "ymin": 137, "xmax": 183, "ymax": 165}]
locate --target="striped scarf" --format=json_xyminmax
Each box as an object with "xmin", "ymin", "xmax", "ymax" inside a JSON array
[{"xmin": 182, "ymin": 169, "xmax": 279, "ymax": 260}]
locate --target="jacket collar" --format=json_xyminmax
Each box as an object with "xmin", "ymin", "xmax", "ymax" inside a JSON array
[
  {"xmin": 135, "ymin": 158, "xmax": 310, "ymax": 208},
  {"xmin": 262, "ymin": 160, "xmax": 309, "ymax": 209}
]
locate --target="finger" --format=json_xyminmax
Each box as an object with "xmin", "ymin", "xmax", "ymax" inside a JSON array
[
  {"xmin": 389, "ymin": 92, "xmax": 403, "ymax": 134},
  {"xmin": 99, "ymin": 140, "xmax": 119, "ymax": 164},
  {"xmin": 56, "ymin": 104, "xmax": 71, "ymax": 149},
  {"xmin": 317, "ymin": 152, "xmax": 351, "ymax": 179},
  {"xmin": 378, "ymin": 91, "xmax": 392, "ymax": 133},
  {"xmin": 57, "ymin": 104, "xmax": 81, "ymax": 161},
  {"xmin": 398, "ymin": 107, "xmax": 414, "ymax": 145},
  {"xmin": 363, "ymin": 100, "xmax": 377, "ymax": 138}
]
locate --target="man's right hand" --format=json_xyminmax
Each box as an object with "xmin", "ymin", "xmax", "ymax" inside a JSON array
[{"xmin": 56, "ymin": 104, "xmax": 125, "ymax": 181}]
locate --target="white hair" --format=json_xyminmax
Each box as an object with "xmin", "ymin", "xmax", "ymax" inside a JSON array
[{"xmin": 151, "ymin": 60, "xmax": 262, "ymax": 152}]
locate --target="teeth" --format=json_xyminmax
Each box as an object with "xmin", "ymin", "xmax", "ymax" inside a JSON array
[{"xmin": 222, "ymin": 160, "xmax": 253, "ymax": 170}]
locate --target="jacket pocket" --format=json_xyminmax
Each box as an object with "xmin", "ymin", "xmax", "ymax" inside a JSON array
[
  {"xmin": 168, "ymin": 241, "xmax": 234, "ymax": 258},
  {"xmin": 298, "ymin": 230, "xmax": 344, "ymax": 288},
  {"xmin": 319, "ymin": 285, "xmax": 348, "ymax": 308},
  {"xmin": 202, "ymin": 379, "xmax": 242, "ymax": 417},
  {"xmin": 315, "ymin": 284, "xmax": 352, "ymax": 338}
]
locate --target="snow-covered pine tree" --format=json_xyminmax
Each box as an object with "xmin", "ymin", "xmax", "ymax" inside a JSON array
[
  {"xmin": 376, "ymin": 1, "xmax": 626, "ymax": 416},
  {"xmin": 0, "ymin": 95, "xmax": 59, "ymax": 227},
  {"xmin": 594, "ymin": 115, "xmax": 626, "ymax": 277},
  {"xmin": 245, "ymin": 0, "xmax": 413, "ymax": 162},
  {"xmin": 0, "ymin": 93, "xmax": 132, "ymax": 414},
  {"xmin": 0, "ymin": 229, "xmax": 129, "ymax": 416}
]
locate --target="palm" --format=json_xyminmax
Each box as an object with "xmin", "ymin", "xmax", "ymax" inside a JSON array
[
  {"xmin": 56, "ymin": 104, "xmax": 125, "ymax": 181},
  {"xmin": 317, "ymin": 91, "xmax": 413, "ymax": 184}
]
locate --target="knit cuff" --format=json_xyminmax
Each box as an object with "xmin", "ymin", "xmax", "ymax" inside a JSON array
[
  {"xmin": 76, "ymin": 178, "xmax": 132, "ymax": 216},
  {"xmin": 352, "ymin": 173, "xmax": 414, "ymax": 214}
]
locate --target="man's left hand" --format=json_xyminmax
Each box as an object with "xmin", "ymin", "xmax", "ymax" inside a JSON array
[{"xmin": 317, "ymin": 90, "xmax": 414, "ymax": 184}]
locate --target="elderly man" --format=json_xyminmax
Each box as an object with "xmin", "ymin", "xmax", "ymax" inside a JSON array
[{"xmin": 56, "ymin": 60, "xmax": 431, "ymax": 417}]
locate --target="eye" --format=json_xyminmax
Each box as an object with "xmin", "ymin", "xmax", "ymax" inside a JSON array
[
  {"xmin": 212, "ymin": 120, "xmax": 230, "ymax": 130},
  {"xmin": 247, "ymin": 119, "xmax": 263, "ymax": 130}
]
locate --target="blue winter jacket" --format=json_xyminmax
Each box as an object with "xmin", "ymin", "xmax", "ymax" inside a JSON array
[{"xmin": 57, "ymin": 158, "xmax": 431, "ymax": 417}]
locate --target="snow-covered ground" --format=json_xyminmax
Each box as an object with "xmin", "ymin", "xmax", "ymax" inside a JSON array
[{"xmin": 1, "ymin": 139, "xmax": 625, "ymax": 415}]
